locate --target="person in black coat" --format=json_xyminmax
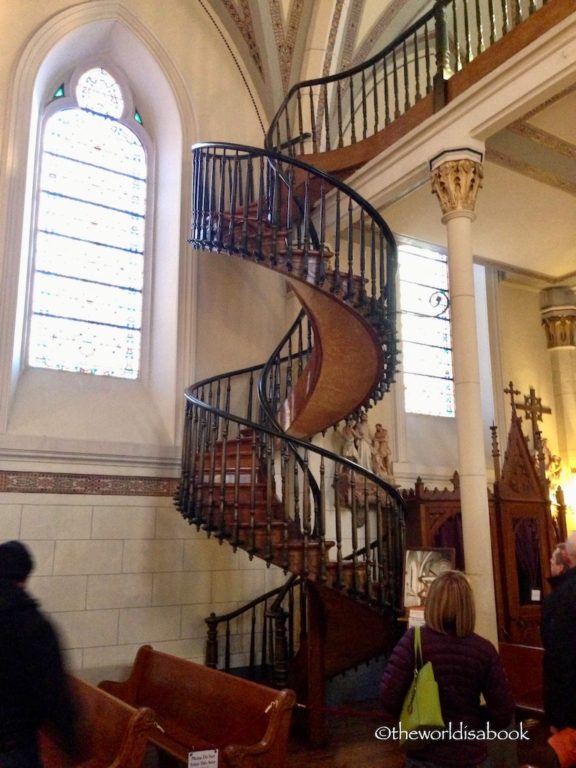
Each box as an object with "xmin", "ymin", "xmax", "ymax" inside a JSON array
[
  {"xmin": 0, "ymin": 540, "xmax": 81, "ymax": 768},
  {"xmin": 541, "ymin": 533, "xmax": 576, "ymax": 732}
]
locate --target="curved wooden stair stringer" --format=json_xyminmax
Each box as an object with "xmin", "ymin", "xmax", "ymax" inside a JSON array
[{"xmin": 279, "ymin": 278, "xmax": 383, "ymax": 438}]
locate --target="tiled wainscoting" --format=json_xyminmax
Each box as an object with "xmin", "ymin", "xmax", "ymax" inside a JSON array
[{"xmin": 0, "ymin": 482, "xmax": 286, "ymax": 683}]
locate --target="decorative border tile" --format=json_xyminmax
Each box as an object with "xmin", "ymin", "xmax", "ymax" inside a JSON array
[{"xmin": 0, "ymin": 470, "xmax": 179, "ymax": 496}]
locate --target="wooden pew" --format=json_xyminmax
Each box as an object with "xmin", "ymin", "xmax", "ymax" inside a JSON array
[
  {"xmin": 40, "ymin": 675, "xmax": 156, "ymax": 768},
  {"xmin": 99, "ymin": 645, "xmax": 297, "ymax": 768},
  {"xmin": 499, "ymin": 642, "xmax": 544, "ymax": 717}
]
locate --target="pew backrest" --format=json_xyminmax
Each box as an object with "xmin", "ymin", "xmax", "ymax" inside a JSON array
[
  {"xmin": 40, "ymin": 676, "xmax": 156, "ymax": 768},
  {"xmin": 99, "ymin": 645, "xmax": 296, "ymax": 768}
]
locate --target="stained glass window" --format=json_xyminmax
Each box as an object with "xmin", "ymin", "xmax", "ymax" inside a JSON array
[
  {"xmin": 29, "ymin": 67, "xmax": 147, "ymax": 379},
  {"xmin": 398, "ymin": 241, "xmax": 455, "ymax": 417}
]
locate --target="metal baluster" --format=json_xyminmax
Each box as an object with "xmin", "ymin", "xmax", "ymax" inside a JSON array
[
  {"xmin": 383, "ymin": 55, "xmax": 391, "ymax": 125},
  {"xmin": 403, "ymin": 38, "xmax": 410, "ymax": 111},
  {"xmin": 332, "ymin": 191, "xmax": 341, "ymax": 293},
  {"xmin": 322, "ymin": 82, "xmax": 331, "ymax": 151},
  {"xmin": 333, "ymin": 456, "xmax": 344, "ymax": 590},
  {"xmin": 414, "ymin": 31, "xmax": 421, "ymax": 101},
  {"xmin": 317, "ymin": 184, "xmax": 327, "ymax": 285},
  {"xmin": 358, "ymin": 209, "xmax": 366, "ymax": 307},
  {"xmin": 346, "ymin": 197, "xmax": 354, "ymax": 300},
  {"xmin": 349, "ymin": 75, "xmax": 357, "ymax": 144},
  {"xmin": 424, "ymin": 19, "xmax": 432, "ymax": 93},
  {"xmin": 452, "ymin": 0, "xmax": 463, "ymax": 73},
  {"xmin": 361, "ymin": 69, "xmax": 368, "ymax": 139},
  {"xmin": 392, "ymin": 48, "xmax": 401, "ymax": 119},
  {"xmin": 372, "ymin": 63, "xmax": 379, "ymax": 133},
  {"xmin": 309, "ymin": 86, "xmax": 317, "ymax": 153},
  {"xmin": 296, "ymin": 89, "xmax": 304, "ymax": 155},
  {"xmin": 337, "ymin": 80, "xmax": 344, "ymax": 148},
  {"xmin": 318, "ymin": 456, "xmax": 327, "ymax": 583},
  {"xmin": 475, "ymin": 0, "xmax": 484, "ymax": 55},
  {"xmin": 501, "ymin": 0, "xmax": 510, "ymax": 35},
  {"xmin": 488, "ymin": 0, "xmax": 496, "ymax": 44},
  {"xmin": 464, "ymin": 0, "xmax": 472, "ymax": 62}
]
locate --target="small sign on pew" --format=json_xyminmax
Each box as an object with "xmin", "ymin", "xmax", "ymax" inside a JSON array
[{"xmin": 188, "ymin": 749, "xmax": 218, "ymax": 767}]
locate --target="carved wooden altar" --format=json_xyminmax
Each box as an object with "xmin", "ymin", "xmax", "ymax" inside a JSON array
[{"xmin": 402, "ymin": 385, "xmax": 567, "ymax": 646}]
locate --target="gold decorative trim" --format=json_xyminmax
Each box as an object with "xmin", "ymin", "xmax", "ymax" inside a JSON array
[
  {"xmin": 431, "ymin": 158, "xmax": 483, "ymax": 215},
  {"xmin": 508, "ymin": 121, "xmax": 576, "ymax": 160},
  {"xmin": 486, "ymin": 147, "xmax": 576, "ymax": 197},
  {"xmin": 541, "ymin": 315, "xmax": 576, "ymax": 349}
]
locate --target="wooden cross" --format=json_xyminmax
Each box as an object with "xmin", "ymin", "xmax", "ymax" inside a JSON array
[{"xmin": 514, "ymin": 386, "xmax": 551, "ymax": 449}]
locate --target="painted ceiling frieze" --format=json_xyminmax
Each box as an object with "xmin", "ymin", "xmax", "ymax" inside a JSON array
[
  {"xmin": 322, "ymin": 0, "xmax": 345, "ymax": 76},
  {"xmin": 221, "ymin": 0, "xmax": 263, "ymax": 75},
  {"xmin": 270, "ymin": 0, "xmax": 305, "ymax": 91},
  {"xmin": 340, "ymin": 0, "xmax": 363, "ymax": 69}
]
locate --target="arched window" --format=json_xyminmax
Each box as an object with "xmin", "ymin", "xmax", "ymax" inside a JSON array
[
  {"xmin": 398, "ymin": 239, "xmax": 455, "ymax": 418},
  {"xmin": 28, "ymin": 65, "xmax": 148, "ymax": 379}
]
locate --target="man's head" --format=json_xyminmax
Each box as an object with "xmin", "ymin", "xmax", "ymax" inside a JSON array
[
  {"xmin": 0, "ymin": 540, "xmax": 34, "ymax": 584},
  {"xmin": 565, "ymin": 532, "xmax": 576, "ymax": 568}
]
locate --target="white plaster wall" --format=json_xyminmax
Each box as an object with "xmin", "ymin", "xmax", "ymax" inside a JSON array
[{"xmin": 498, "ymin": 281, "xmax": 559, "ymax": 453}]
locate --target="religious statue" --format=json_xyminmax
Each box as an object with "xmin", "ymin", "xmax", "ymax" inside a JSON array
[
  {"xmin": 336, "ymin": 416, "xmax": 359, "ymax": 463},
  {"xmin": 372, "ymin": 423, "xmax": 393, "ymax": 479},
  {"xmin": 354, "ymin": 411, "xmax": 373, "ymax": 471}
]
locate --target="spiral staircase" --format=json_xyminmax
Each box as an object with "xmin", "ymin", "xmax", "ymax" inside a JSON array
[{"xmin": 175, "ymin": 0, "xmax": 568, "ymax": 745}]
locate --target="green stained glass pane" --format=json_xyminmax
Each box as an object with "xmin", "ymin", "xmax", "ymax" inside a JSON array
[
  {"xmin": 134, "ymin": 110, "xmax": 143, "ymax": 125},
  {"xmin": 53, "ymin": 84, "xmax": 65, "ymax": 99}
]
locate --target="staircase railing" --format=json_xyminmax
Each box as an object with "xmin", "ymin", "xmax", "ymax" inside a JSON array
[
  {"xmin": 176, "ymin": 360, "xmax": 406, "ymax": 611},
  {"xmin": 266, "ymin": 0, "xmax": 550, "ymax": 157},
  {"xmin": 190, "ymin": 142, "xmax": 398, "ymax": 412},
  {"xmin": 205, "ymin": 575, "xmax": 305, "ymax": 689}
]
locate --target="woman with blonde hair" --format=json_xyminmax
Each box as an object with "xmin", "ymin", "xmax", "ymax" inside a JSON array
[{"xmin": 380, "ymin": 570, "xmax": 514, "ymax": 768}]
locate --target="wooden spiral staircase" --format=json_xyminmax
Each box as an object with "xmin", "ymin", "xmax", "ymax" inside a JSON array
[{"xmin": 175, "ymin": 0, "xmax": 568, "ymax": 745}]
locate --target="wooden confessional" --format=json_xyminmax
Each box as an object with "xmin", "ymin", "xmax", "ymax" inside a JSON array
[{"xmin": 403, "ymin": 383, "xmax": 567, "ymax": 647}]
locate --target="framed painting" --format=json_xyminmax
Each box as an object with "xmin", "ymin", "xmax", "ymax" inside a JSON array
[{"xmin": 403, "ymin": 547, "xmax": 455, "ymax": 608}]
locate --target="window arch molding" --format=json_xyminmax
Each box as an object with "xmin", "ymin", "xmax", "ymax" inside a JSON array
[{"xmin": 0, "ymin": 3, "xmax": 197, "ymax": 459}]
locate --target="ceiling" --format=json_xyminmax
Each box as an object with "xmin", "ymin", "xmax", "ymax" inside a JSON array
[{"xmin": 214, "ymin": 1, "xmax": 575, "ymax": 287}]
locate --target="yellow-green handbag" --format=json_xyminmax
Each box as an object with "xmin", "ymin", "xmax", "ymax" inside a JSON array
[{"xmin": 399, "ymin": 625, "xmax": 444, "ymax": 748}]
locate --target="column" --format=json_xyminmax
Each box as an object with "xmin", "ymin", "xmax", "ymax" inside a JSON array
[
  {"xmin": 430, "ymin": 148, "xmax": 498, "ymax": 643},
  {"xmin": 540, "ymin": 287, "xmax": 576, "ymax": 478}
]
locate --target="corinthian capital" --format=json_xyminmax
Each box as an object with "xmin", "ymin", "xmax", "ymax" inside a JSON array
[{"xmin": 430, "ymin": 149, "xmax": 484, "ymax": 217}]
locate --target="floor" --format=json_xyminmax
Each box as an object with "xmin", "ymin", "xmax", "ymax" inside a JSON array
[{"xmin": 286, "ymin": 704, "xmax": 556, "ymax": 768}]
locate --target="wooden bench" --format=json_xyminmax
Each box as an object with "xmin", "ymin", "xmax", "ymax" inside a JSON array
[
  {"xmin": 98, "ymin": 645, "xmax": 297, "ymax": 768},
  {"xmin": 39, "ymin": 675, "xmax": 156, "ymax": 768},
  {"xmin": 499, "ymin": 642, "xmax": 544, "ymax": 717}
]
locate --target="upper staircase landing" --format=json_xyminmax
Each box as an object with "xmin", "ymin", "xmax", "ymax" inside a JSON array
[{"xmin": 266, "ymin": 0, "xmax": 571, "ymax": 179}]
